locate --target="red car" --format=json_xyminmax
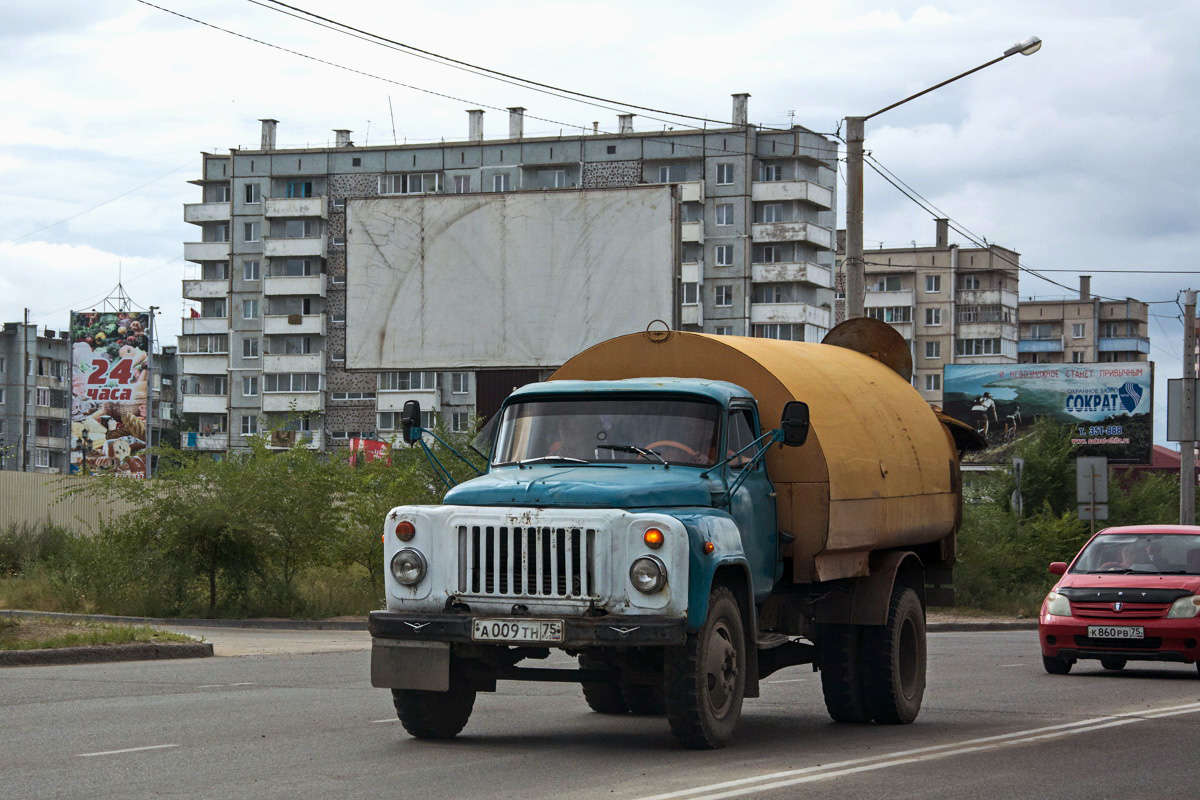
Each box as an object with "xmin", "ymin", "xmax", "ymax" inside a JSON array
[{"xmin": 1039, "ymin": 524, "xmax": 1200, "ymax": 675}]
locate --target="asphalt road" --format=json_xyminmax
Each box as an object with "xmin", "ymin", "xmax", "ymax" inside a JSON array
[{"xmin": 3, "ymin": 629, "xmax": 1199, "ymax": 800}]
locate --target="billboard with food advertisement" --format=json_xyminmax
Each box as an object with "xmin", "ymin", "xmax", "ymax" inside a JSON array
[
  {"xmin": 942, "ymin": 362, "xmax": 1153, "ymax": 464},
  {"xmin": 69, "ymin": 311, "xmax": 151, "ymax": 477}
]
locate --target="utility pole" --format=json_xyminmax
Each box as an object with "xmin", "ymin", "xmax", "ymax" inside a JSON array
[
  {"xmin": 1182, "ymin": 289, "xmax": 1197, "ymax": 525},
  {"xmin": 20, "ymin": 308, "xmax": 29, "ymax": 472}
]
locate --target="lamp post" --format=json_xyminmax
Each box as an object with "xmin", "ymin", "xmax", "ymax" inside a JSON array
[{"xmin": 844, "ymin": 36, "xmax": 1042, "ymax": 319}]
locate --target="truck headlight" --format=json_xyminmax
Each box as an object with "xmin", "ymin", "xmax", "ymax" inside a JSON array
[
  {"xmin": 1167, "ymin": 595, "xmax": 1200, "ymax": 619},
  {"xmin": 1044, "ymin": 592, "xmax": 1071, "ymax": 617},
  {"xmin": 630, "ymin": 556, "xmax": 667, "ymax": 594},
  {"xmin": 391, "ymin": 548, "xmax": 427, "ymax": 586}
]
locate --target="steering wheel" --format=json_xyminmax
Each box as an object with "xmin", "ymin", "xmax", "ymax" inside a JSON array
[{"xmin": 644, "ymin": 440, "xmax": 703, "ymax": 464}]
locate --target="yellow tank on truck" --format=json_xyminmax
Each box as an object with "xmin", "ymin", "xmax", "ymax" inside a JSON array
[{"xmin": 550, "ymin": 327, "xmax": 966, "ymax": 583}]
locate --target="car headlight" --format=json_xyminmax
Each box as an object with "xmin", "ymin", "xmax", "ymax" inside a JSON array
[
  {"xmin": 629, "ymin": 555, "xmax": 667, "ymax": 594},
  {"xmin": 1166, "ymin": 595, "xmax": 1200, "ymax": 619},
  {"xmin": 390, "ymin": 548, "xmax": 427, "ymax": 586},
  {"xmin": 1044, "ymin": 591, "xmax": 1071, "ymax": 617}
]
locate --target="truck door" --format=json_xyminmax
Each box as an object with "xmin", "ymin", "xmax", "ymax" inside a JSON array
[{"xmin": 726, "ymin": 404, "xmax": 778, "ymax": 602}]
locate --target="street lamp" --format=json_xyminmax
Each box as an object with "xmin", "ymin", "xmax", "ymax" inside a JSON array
[{"xmin": 844, "ymin": 36, "xmax": 1042, "ymax": 319}]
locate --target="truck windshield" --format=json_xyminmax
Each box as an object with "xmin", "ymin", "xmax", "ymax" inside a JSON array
[{"xmin": 492, "ymin": 397, "xmax": 721, "ymax": 467}]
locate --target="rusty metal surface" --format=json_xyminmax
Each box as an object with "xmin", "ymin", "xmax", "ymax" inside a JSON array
[{"xmin": 820, "ymin": 317, "xmax": 913, "ymax": 382}]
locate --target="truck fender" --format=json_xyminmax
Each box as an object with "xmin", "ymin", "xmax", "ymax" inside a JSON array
[{"xmin": 815, "ymin": 551, "xmax": 925, "ymax": 626}]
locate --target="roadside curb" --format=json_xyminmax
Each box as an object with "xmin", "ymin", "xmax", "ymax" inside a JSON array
[
  {"xmin": 0, "ymin": 641, "xmax": 214, "ymax": 668},
  {"xmin": 1, "ymin": 609, "xmax": 368, "ymax": 631},
  {"xmin": 928, "ymin": 621, "xmax": 1037, "ymax": 632}
]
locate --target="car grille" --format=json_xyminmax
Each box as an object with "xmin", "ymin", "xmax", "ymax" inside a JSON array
[
  {"xmin": 1074, "ymin": 635, "xmax": 1164, "ymax": 650},
  {"xmin": 457, "ymin": 524, "xmax": 599, "ymax": 599},
  {"xmin": 1070, "ymin": 601, "xmax": 1172, "ymax": 619}
]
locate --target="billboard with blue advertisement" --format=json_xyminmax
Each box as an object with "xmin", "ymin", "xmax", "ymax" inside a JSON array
[{"xmin": 942, "ymin": 362, "xmax": 1153, "ymax": 464}]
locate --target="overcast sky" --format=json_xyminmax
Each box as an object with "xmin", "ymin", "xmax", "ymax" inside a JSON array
[{"xmin": 2, "ymin": 1, "xmax": 1196, "ymax": 444}]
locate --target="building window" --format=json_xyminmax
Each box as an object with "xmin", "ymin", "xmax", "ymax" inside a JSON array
[
  {"xmin": 757, "ymin": 245, "xmax": 783, "ymax": 264},
  {"xmin": 180, "ymin": 335, "xmax": 228, "ymax": 354},
  {"xmin": 752, "ymin": 323, "xmax": 804, "ymax": 341},
  {"xmin": 282, "ymin": 219, "xmax": 317, "ymax": 238},
  {"xmin": 1029, "ymin": 323, "xmax": 1054, "ymax": 340},
  {"xmin": 244, "ymin": 222, "xmax": 260, "ymax": 243},
  {"xmin": 270, "ymin": 258, "xmax": 319, "ymax": 277},
  {"xmin": 332, "ymin": 352, "xmax": 346, "ymax": 363},
  {"xmin": 381, "ymin": 173, "xmax": 443, "ymax": 195},
  {"xmin": 759, "ymin": 203, "xmax": 783, "ymax": 223},
  {"xmin": 606, "ymin": 145, "xmax": 617, "ymax": 155},
  {"xmin": 925, "ymin": 307, "xmax": 942, "ymax": 326},
  {"xmin": 658, "ymin": 164, "xmax": 684, "ymax": 182},
  {"xmin": 925, "ymin": 374, "xmax": 941, "ymax": 391},
  {"xmin": 451, "ymin": 372, "xmax": 470, "ymax": 394},
  {"xmin": 351, "ymin": 157, "xmax": 362, "ymax": 167},
  {"xmin": 243, "ymin": 299, "xmax": 259, "ymax": 320},
  {"xmin": 454, "ymin": 175, "xmax": 471, "ymax": 193},
  {"xmin": 214, "ymin": 186, "xmax": 231, "ymax": 203},
  {"xmin": 681, "ymin": 282, "xmax": 699, "ymax": 305},
  {"xmin": 267, "ymin": 335, "xmax": 313, "ymax": 355},
  {"xmin": 241, "ymin": 416, "xmax": 259, "ymax": 436},
  {"xmin": 32, "ymin": 449, "xmax": 50, "ymax": 468},
  {"xmin": 244, "ymin": 183, "xmax": 261, "ymax": 204},
  {"xmin": 716, "ymin": 163, "xmax": 734, "ymax": 185},
  {"xmin": 492, "ymin": 173, "xmax": 511, "ymax": 192},
  {"xmin": 1072, "ymin": 351, "xmax": 1086, "ymax": 363},
  {"xmin": 242, "ymin": 338, "xmax": 259, "ymax": 359},
  {"xmin": 332, "ymin": 312, "xmax": 346, "ymax": 325},
  {"xmin": 332, "ymin": 391, "xmax": 375, "ymax": 401},
  {"xmin": 714, "ymin": 285, "xmax": 733, "ymax": 307},
  {"xmin": 551, "ymin": 170, "xmax": 567, "ymax": 188},
  {"xmin": 451, "ymin": 412, "xmax": 470, "ymax": 433},
  {"xmin": 714, "ymin": 326, "xmax": 733, "ymax": 336},
  {"xmin": 264, "ymin": 373, "xmax": 321, "ymax": 392},
  {"xmin": 242, "ymin": 376, "xmax": 258, "ymax": 397},
  {"xmin": 286, "ymin": 181, "xmax": 314, "ymax": 198},
  {"xmin": 955, "ymin": 338, "xmax": 1004, "ymax": 357},
  {"xmin": 962, "ymin": 275, "xmax": 981, "ymax": 290},
  {"xmin": 35, "ymin": 387, "xmax": 50, "ymax": 406},
  {"xmin": 925, "ymin": 275, "xmax": 941, "ymax": 293},
  {"xmin": 715, "ymin": 245, "xmax": 733, "ymax": 267},
  {"xmin": 874, "ymin": 275, "xmax": 902, "ymax": 292},
  {"xmin": 330, "ymin": 197, "xmax": 345, "ymax": 211},
  {"xmin": 379, "ymin": 371, "xmax": 436, "ymax": 391},
  {"xmin": 1072, "ymin": 323, "xmax": 1086, "ymax": 338},
  {"xmin": 716, "ymin": 203, "xmax": 734, "ymax": 226},
  {"xmin": 925, "ymin": 341, "xmax": 941, "ymax": 359},
  {"xmin": 867, "ymin": 306, "xmax": 913, "ymax": 323},
  {"xmin": 243, "ymin": 259, "xmax": 260, "ymax": 281},
  {"xmin": 757, "ymin": 163, "xmax": 783, "ymax": 182}
]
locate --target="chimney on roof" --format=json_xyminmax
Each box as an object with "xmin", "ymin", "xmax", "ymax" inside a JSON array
[
  {"xmin": 508, "ymin": 107, "xmax": 525, "ymax": 139},
  {"xmin": 617, "ymin": 113, "xmax": 635, "ymax": 134},
  {"xmin": 467, "ymin": 109, "xmax": 484, "ymax": 142},
  {"xmin": 732, "ymin": 93, "xmax": 750, "ymax": 126},
  {"xmin": 935, "ymin": 218, "xmax": 949, "ymax": 248},
  {"xmin": 333, "ymin": 129, "xmax": 353, "ymax": 147},
  {"xmin": 1080, "ymin": 275, "xmax": 1092, "ymax": 301},
  {"xmin": 259, "ymin": 119, "xmax": 278, "ymax": 150}
]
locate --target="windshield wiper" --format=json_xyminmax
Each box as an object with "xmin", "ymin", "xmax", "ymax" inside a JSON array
[
  {"xmin": 517, "ymin": 455, "xmax": 588, "ymax": 466},
  {"xmin": 596, "ymin": 443, "xmax": 669, "ymax": 467}
]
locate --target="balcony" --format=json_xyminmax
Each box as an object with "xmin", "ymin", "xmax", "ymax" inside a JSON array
[
  {"xmin": 182, "ymin": 317, "xmax": 228, "ymax": 336},
  {"xmin": 264, "ymin": 274, "xmax": 326, "ymax": 297},
  {"xmin": 262, "ymin": 392, "xmax": 322, "ymax": 412},
  {"xmin": 265, "ymin": 430, "xmax": 324, "ymax": 450},
  {"xmin": 263, "ymin": 236, "xmax": 326, "ymax": 259},
  {"xmin": 183, "ymin": 202, "xmax": 231, "ymax": 224},
  {"xmin": 1018, "ymin": 336, "xmax": 1065, "ymax": 353},
  {"xmin": 181, "ymin": 432, "xmax": 229, "ymax": 451},
  {"xmin": 681, "ymin": 263, "xmax": 701, "ymax": 284},
  {"xmin": 184, "ymin": 241, "xmax": 231, "ymax": 262},
  {"xmin": 680, "ymin": 221, "xmax": 703, "ymax": 243},
  {"xmin": 182, "ymin": 279, "xmax": 229, "ymax": 300},
  {"xmin": 264, "ymin": 353, "xmax": 324, "ymax": 372},
  {"xmin": 959, "ymin": 321, "xmax": 1018, "ymax": 341},
  {"xmin": 751, "ymin": 221, "xmax": 833, "ymax": 249},
  {"xmin": 180, "ymin": 394, "xmax": 228, "ymax": 414},
  {"xmin": 34, "ymin": 407, "xmax": 68, "ymax": 420},
  {"xmin": 1099, "ymin": 336, "xmax": 1150, "ymax": 354},
  {"xmin": 751, "ymin": 180, "xmax": 834, "ymax": 209},
  {"xmin": 749, "ymin": 303, "xmax": 831, "ymax": 327},
  {"xmin": 678, "ymin": 181, "xmax": 704, "ymax": 204},
  {"xmin": 957, "ymin": 288, "xmax": 1018, "ymax": 309},
  {"xmin": 264, "ymin": 197, "xmax": 326, "ymax": 218},
  {"xmin": 752, "ymin": 261, "xmax": 832, "ymax": 288},
  {"xmin": 377, "ymin": 389, "xmax": 438, "ymax": 413},
  {"xmin": 263, "ymin": 314, "xmax": 325, "ymax": 336},
  {"xmin": 179, "ymin": 353, "xmax": 228, "ymax": 375},
  {"xmin": 34, "ymin": 436, "xmax": 67, "ymax": 449},
  {"xmin": 865, "ymin": 289, "xmax": 915, "ymax": 308},
  {"xmin": 681, "ymin": 305, "xmax": 702, "ymax": 326}
]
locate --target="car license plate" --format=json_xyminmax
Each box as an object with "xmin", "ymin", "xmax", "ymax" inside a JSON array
[
  {"xmin": 471, "ymin": 618, "xmax": 564, "ymax": 643},
  {"xmin": 1088, "ymin": 625, "xmax": 1144, "ymax": 639}
]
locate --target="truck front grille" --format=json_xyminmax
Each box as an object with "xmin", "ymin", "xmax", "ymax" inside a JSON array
[{"xmin": 457, "ymin": 525, "xmax": 599, "ymax": 599}]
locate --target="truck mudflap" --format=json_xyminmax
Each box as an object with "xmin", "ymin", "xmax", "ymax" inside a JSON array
[{"xmin": 369, "ymin": 609, "xmax": 687, "ymax": 648}]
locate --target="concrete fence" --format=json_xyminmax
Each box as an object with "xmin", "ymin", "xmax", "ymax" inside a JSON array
[{"xmin": 0, "ymin": 471, "xmax": 136, "ymax": 534}]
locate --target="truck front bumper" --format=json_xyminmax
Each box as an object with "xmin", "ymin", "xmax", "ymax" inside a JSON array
[{"xmin": 368, "ymin": 609, "xmax": 687, "ymax": 648}]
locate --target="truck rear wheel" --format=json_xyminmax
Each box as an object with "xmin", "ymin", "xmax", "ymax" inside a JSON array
[
  {"xmin": 818, "ymin": 624, "xmax": 870, "ymax": 723},
  {"xmin": 861, "ymin": 586, "xmax": 926, "ymax": 724},
  {"xmin": 664, "ymin": 586, "xmax": 746, "ymax": 749},
  {"xmin": 391, "ymin": 680, "xmax": 476, "ymax": 739},
  {"xmin": 579, "ymin": 654, "xmax": 629, "ymax": 714}
]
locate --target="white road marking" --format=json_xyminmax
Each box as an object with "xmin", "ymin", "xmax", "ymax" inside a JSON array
[
  {"xmin": 79, "ymin": 744, "xmax": 179, "ymax": 758},
  {"xmin": 371, "ymin": 718, "xmax": 399, "ymax": 724},
  {"xmin": 999, "ymin": 664, "xmax": 1026, "ymax": 667},
  {"xmin": 765, "ymin": 678, "xmax": 807, "ymax": 683},
  {"xmin": 197, "ymin": 682, "xmax": 256, "ymax": 689},
  {"xmin": 637, "ymin": 701, "xmax": 1200, "ymax": 800}
]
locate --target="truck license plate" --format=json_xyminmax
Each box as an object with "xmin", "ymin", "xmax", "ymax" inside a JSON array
[
  {"xmin": 1088, "ymin": 625, "xmax": 1144, "ymax": 639},
  {"xmin": 472, "ymin": 618, "xmax": 564, "ymax": 643}
]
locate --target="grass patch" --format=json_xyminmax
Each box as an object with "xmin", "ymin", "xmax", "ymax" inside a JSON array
[{"xmin": 0, "ymin": 616, "xmax": 195, "ymax": 651}]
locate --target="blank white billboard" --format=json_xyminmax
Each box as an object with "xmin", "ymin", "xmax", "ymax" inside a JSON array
[{"xmin": 345, "ymin": 186, "xmax": 678, "ymax": 371}]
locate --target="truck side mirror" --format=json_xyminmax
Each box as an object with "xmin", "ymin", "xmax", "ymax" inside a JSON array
[
  {"xmin": 780, "ymin": 401, "xmax": 809, "ymax": 447},
  {"xmin": 401, "ymin": 400, "xmax": 422, "ymax": 445}
]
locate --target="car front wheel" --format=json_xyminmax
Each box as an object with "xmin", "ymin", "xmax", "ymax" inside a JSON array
[{"xmin": 1042, "ymin": 655, "xmax": 1073, "ymax": 675}]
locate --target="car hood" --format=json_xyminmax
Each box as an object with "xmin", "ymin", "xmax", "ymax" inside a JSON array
[
  {"xmin": 1056, "ymin": 573, "xmax": 1200, "ymax": 594},
  {"xmin": 444, "ymin": 465, "xmax": 715, "ymax": 509}
]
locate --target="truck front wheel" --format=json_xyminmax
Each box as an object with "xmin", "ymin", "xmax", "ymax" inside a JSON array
[
  {"xmin": 664, "ymin": 586, "xmax": 746, "ymax": 749},
  {"xmin": 391, "ymin": 680, "xmax": 477, "ymax": 739},
  {"xmin": 579, "ymin": 653, "xmax": 629, "ymax": 714},
  {"xmin": 861, "ymin": 586, "xmax": 926, "ymax": 724}
]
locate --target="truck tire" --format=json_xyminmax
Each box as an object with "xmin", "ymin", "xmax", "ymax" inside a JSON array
[
  {"xmin": 1042, "ymin": 655, "xmax": 1072, "ymax": 675},
  {"xmin": 818, "ymin": 624, "xmax": 870, "ymax": 723},
  {"xmin": 622, "ymin": 683, "xmax": 666, "ymax": 716},
  {"xmin": 664, "ymin": 586, "xmax": 746, "ymax": 749},
  {"xmin": 391, "ymin": 681, "xmax": 476, "ymax": 739},
  {"xmin": 579, "ymin": 654, "xmax": 628, "ymax": 714},
  {"xmin": 860, "ymin": 586, "xmax": 926, "ymax": 724}
]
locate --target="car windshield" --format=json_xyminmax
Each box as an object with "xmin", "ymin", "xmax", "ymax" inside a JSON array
[
  {"xmin": 492, "ymin": 397, "xmax": 721, "ymax": 467},
  {"xmin": 1070, "ymin": 532, "xmax": 1200, "ymax": 575}
]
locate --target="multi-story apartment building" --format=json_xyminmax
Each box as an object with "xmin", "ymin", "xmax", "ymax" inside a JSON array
[
  {"xmin": 180, "ymin": 95, "xmax": 839, "ymax": 453},
  {"xmin": 835, "ymin": 219, "xmax": 1021, "ymax": 405},
  {"xmin": 1017, "ymin": 276, "xmax": 1150, "ymax": 364},
  {"xmin": 0, "ymin": 322, "xmax": 71, "ymax": 473}
]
